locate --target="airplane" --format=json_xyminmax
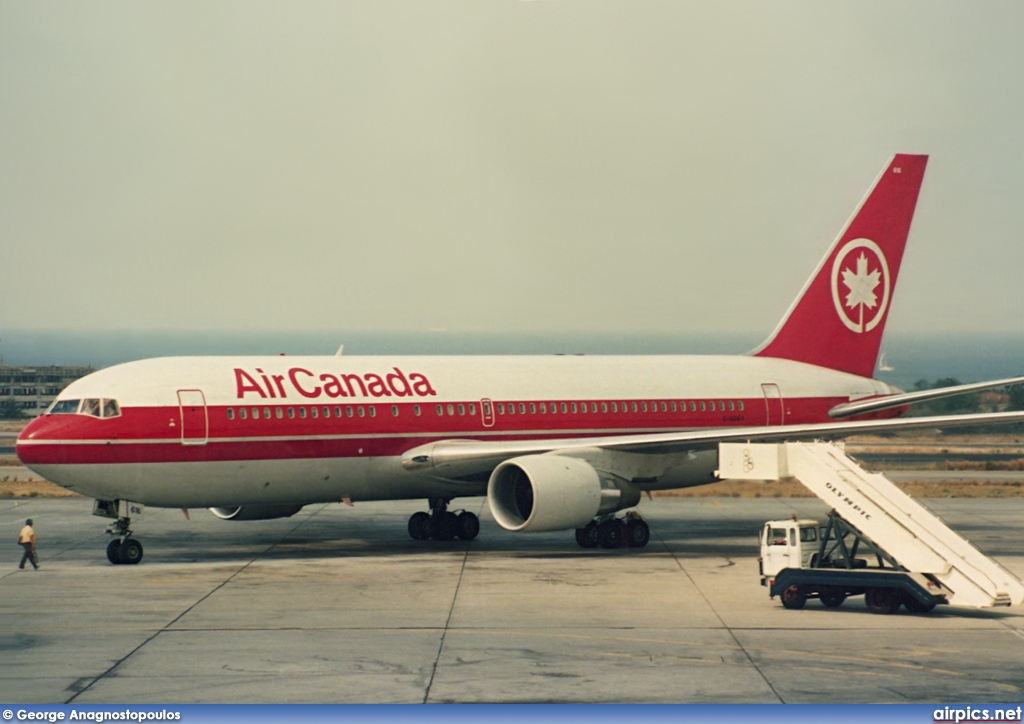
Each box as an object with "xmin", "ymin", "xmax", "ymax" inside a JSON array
[{"xmin": 16, "ymin": 153, "xmax": 1024, "ymax": 565}]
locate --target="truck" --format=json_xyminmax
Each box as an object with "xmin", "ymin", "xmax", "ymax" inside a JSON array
[
  {"xmin": 759, "ymin": 512, "xmax": 950, "ymax": 614},
  {"xmin": 718, "ymin": 442, "xmax": 1024, "ymax": 613}
]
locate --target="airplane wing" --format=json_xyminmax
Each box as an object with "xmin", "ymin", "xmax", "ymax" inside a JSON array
[
  {"xmin": 828, "ymin": 375, "xmax": 1024, "ymax": 418},
  {"xmin": 402, "ymin": 410, "xmax": 1024, "ymax": 481}
]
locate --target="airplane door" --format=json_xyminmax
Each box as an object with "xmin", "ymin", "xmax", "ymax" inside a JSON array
[
  {"xmin": 480, "ymin": 398, "xmax": 495, "ymax": 428},
  {"xmin": 761, "ymin": 383, "xmax": 784, "ymax": 426},
  {"xmin": 177, "ymin": 389, "xmax": 208, "ymax": 445}
]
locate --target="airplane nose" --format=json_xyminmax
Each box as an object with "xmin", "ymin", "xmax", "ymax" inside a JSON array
[{"xmin": 15, "ymin": 415, "xmax": 64, "ymax": 466}]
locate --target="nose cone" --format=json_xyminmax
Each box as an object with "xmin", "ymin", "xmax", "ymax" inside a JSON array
[{"xmin": 15, "ymin": 414, "xmax": 74, "ymax": 466}]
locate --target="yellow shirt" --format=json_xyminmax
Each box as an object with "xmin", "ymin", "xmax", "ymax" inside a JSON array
[{"xmin": 18, "ymin": 526, "xmax": 35, "ymax": 546}]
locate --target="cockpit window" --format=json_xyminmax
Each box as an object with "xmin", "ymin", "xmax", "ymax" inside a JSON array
[
  {"xmin": 81, "ymin": 399, "xmax": 101, "ymax": 417},
  {"xmin": 48, "ymin": 399, "xmax": 81, "ymax": 415},
  {"xmin": 102, "ymin": 399, "xmax": 121, "ymax": 418}
]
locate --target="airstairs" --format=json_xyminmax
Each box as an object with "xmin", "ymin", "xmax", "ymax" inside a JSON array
[{"xmin": 719, "ymin": 441, "xmax": 1024, "ymax": 608}]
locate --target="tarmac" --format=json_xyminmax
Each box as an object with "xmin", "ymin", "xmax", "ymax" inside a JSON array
[{"xmin": 2, "ymin": 495, "xmax": 1023, "ymax": 704}]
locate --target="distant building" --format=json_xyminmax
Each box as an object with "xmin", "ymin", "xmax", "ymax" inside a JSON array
[{"xmin": 0, "ymin": 365, "xmax": 95, "ymax": 417}]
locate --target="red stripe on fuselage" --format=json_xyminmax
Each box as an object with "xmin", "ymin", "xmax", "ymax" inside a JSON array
[{"xmin": 17, "ymin": 396, "xmax": 902, "ymax": 466}]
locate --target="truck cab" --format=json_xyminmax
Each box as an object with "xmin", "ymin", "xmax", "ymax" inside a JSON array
[{"xmin": 759, "ymin": 518, "xmax": 822, "ymax": 582}]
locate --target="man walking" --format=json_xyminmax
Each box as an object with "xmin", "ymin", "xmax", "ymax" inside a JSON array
[{"xmin": 18, "ymin": 518, "xmax": 38, "ymax": 570}]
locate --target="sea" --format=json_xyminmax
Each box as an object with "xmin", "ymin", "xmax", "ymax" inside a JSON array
[{"xmin": 1, "ymin": 328, "xmax": 1022, "ymax": 391}]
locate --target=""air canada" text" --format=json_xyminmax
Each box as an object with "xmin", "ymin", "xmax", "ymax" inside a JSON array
[{"xmin": 234, "ymin": 367, "xmax": 437, "ymax": 400}]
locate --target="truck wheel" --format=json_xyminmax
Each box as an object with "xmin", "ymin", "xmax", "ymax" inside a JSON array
[
  {"xmin": 865, "ymin": 587, "xmax": 900, "ymax": 614},
  {"xmin": 781, "ymin": 584, "xmax": 806, "ymax": 610},
  {"xmin": 901, "ymin": 593, "xmax": 936, "ymax": 613},
  {"xmin": 820, "ymin": 586, "xmax": 846, "ymax": 608}
]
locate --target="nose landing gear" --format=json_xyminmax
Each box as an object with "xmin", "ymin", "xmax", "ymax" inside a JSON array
[{"xmin": 94, "ymin": 499, "xmax": 145, "ymax": 565}]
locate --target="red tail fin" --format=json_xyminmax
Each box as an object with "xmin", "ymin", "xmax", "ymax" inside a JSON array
[{"xmin": 753, "ymin": 154, "xmax": 928, "ymax": 377}]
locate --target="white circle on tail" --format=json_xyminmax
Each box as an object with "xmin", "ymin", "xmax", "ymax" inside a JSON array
[{"xmin": 831, "ymin": 238, "xmax": 890, "ymax": 333}]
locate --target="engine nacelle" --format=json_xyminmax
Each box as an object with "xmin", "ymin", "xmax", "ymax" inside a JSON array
[
  {"xmin": 488, "ymin": 454, "xmax": 610, "ymax": 532},
  {"xmin": 209, "ymin": 504, "xmax": 304, "ymax": 521}
]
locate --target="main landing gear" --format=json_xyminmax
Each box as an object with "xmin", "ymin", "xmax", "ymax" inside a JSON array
[
  {"xmin": 94, "ymin": 499, "xmax": 145, "ymax": 565},
  {"xmin": 408, "ymin": 497, "xmax": 480, "ymax": 542},
  {"xmin": 574, "ymin": 511, "xmax": 650, "ymax": 549}
]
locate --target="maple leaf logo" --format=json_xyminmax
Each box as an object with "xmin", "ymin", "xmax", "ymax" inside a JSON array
[
  {"xmin": 830, "ymin": 239, "xmax": 890, "ymax": 334},
  {"xmin": 841, "ymin": 253, "xmax": 881, "ymax": 314}
]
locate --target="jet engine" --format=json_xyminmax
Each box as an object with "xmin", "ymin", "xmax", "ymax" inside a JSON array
[
  {"xmin": 209, "ymin": 504, "xmax": 304, "ymax": 521},
  {"xmin": 488, "ymin": 454, "xmax": 637, "ymax": 532}
]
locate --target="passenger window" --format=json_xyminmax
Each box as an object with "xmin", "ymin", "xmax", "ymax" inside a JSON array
[
  {"xmin": 358, "ymin": 406, "xmax": 365, "ymax": 417},
  {"xmin": 263, "ymin": 408, "xmax": 271, "ymax": 419},
  {"xmin": 529, "ymin": 403, "xmax": 536, "ymax": 414},
  {"xmin": 458, "ymin": 404, "xmax": 465, "ymax": 416},
  {"xmin": 700, "ymin": 401, "xmax": 706, "ymax": 412},
  {"xmin": 323, "ymin": 407, "xmax": 330, "ymax": 418},
  {"xmin": 738, "ymin": 401, "xmax": 745, "ymax": 411},
  {"xmin": 252, "ymin": 407, "xmax": 260, "ymax": 419},
  {"xmin": 414, "ymin": 405, "xmax": 421, "ymax": 416},
  {"xmin": 227, "ymin": 408, "xmax": 235, "ymax": 420},
  {"xmin": 436, "ymin": 405, "xmax": 443, "ymax": 416},
  {"xmin": 311, "ymin": 406, "xmax": 318, "ymax": 419},
  {"xmin": 560, "ymin": 403, "xmax": 567, "ymax": 414},
  {"xmin": 347, "ymin": 406, "xmax": 354, "ymax": 418},
  {"xmin": 447, "ymin": 404, "xmax": 455, "ymax": 416},
  {"xmin": 391, "ymin": 405, "xmax": 399, "ymax": 417},
  {"xmin": 334, "ymin": 407, "xmax": 342, "ymax": 418},
  {"xmin": 729, "ymin": 401, "xmax": 735, "ymax": 411},
  {"xmin": 497, "ymin": 404, "xmax": 505, "ymax": 415},
  {"xmin": 601, "ymin": 402, "xmax": 608, "ymax": 413},
  {"xmin": 611, "ymin": 402, "xmax": 618, "ymax": 413},
  {"xmin": 275, "ymin": 407, "xmax": 283, "ymax": 419},
  {"xmin": 641, "ymin": 402, "xmax": 647, "ymax": 413},
  {"xmin": 239, "ymin": 408, "xmax": 248, "ymax": 420},
  {"xmin": 518, "ymin": 403, "xmax": 525, "ymax": 414},
  {"xmin": 369, "ymin": 406, "xmax": 376, "ymax": 417},
  {"xmin": 571, "ymin": 403, "xmax": 578, "ymax": 414},
  {"xmin": 299, "ymin": 407, "xmax": 307, "ymax": 419},
  {"xmin": 288, "ymin": 408, "xmax": 295, "ymax": 419}
]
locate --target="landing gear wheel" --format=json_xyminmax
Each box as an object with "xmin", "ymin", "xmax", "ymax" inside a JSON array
[
  {"xmin": 819, "ymin": 586, "xmax": 846, "ymax": 608},
  {"xmin": 597, "ymin": 519, "xmax": 623, "ymax": 549},
  {"xmin": 626, "ymin": 519, "xmax": 650, "ymax": 548},
  {"xmin": 455, "ymin": 512, "xmax": 480, "ymax": 541},
  {"xmin": 107, "ymin": 539, "xmax": 123, "ymax": 565},
  {"xmin": 432, "ymin": 511, "xmax": 458, "ymax": 541},
  {"xmin": 865, "ymin": 586, "xmax": 900, "ymax": 614},
  {"xmin": 408, "ymin": 511, "xmax": 432, "ymax": 541},
  {"xmin": 575, "ymin": 522, "xmax": 599, "ymax": 548},
  {"xmin": 119, "ymin": 538, "xmax": 144, "ymax": 565},
  {"xmin": 781, "ymin": 584, "xmax": 807, "ymax": 610}
]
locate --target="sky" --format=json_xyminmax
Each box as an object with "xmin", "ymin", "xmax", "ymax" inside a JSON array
[{"xmin": 3, "ymin": 1, "xmax": 1024, "ymax": 337}]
